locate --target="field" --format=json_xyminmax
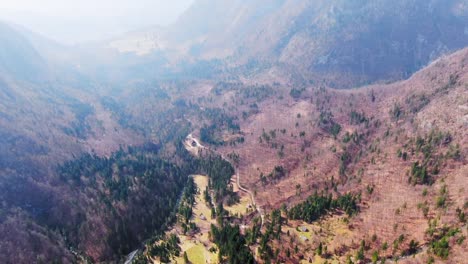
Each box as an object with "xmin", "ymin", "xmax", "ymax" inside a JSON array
[
  {"xmin": 168, "ymin": 173, "xmax": 257, "ymax": 264},
  {"xmin": 157, "ymin": 175, "xmax": 215, "ymax": 264}
]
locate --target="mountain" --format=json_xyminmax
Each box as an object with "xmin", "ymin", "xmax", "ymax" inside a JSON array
[
  {"xmin": 236, "ymin": 0, "xmax": 468, "ymax": 87},
  {"xmin": 0, "ymin": 21, "xmax": 139, "ymax": 170},
  {"xmin": 123, "ymin": 45, "xmax": 468, "ymax": 264},
  {"xmin": 209, "ymin": 48, "xmax": 468, "ymax": 263},
  {"xmin": 109, "ymin": 0, "xmax": 468, "ymax": 87},
  {"xmin": 0, "ymin": 1, "xmax": 467, "ymax": 263},
  {"xmin": 0, "ymin": 22, "xmax": 145, "ymax": 262},
  {"xmin": 0, "ymin": 22, "xmax": 48, "ymax": 81}
]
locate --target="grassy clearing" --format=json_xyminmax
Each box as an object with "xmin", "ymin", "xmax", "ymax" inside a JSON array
[
  {"xmin": 186, "ymin": 244, "xmax": 206, "ymax": 264},
  {"xmin": 192, "ymin": 175, "xmax": 214, "ymax": 226},
  {"xmin": 224, "ymin": 177, "xmax": 254, "ymax": 218},
  {"xmin": 172, "ymin": 175, "xmax": 218, "ymax": 264},
  {"xmin": 283, "ymin": 216, "xmax": 353, "ymax": 263},
  {"xmin": 225, "ymin": 193, "xmax": 251, "ymax": 216},
  {"xmin": 284, "ymin": 221, "xmax": 316, "ymax": 242},
  {"xmin": 175, "ymin": 236, "xmax": 217, "ymax": 264},
  {"xmin": 303, "ymin": 256, "xmax": 341, "ymax": 264}
]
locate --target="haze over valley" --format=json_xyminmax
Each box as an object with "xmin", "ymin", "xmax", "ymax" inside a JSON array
[{"xmin": 0, "ymin": 1, "xmax": 467, "ymax": 263}]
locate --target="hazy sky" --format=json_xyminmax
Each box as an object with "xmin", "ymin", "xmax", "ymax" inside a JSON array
[{"xmin": 0, "ymin": 0, "xmax": 194, "ymax": 44}]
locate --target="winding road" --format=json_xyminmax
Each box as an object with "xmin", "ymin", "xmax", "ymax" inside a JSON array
[
  {"xmin": 185, "ymin": 133, "xmax": 264, "ymax": 227},
  {"xmin": 124, "ymin": 250, "xmax": 138, "ymax": 264},
  {"xmin": 123, "ymin": 134, "xmax": 264, "ymax": 264},
  {"xmin": 235, "ymin": 171, "xmax": 264, "ymax": 227}
]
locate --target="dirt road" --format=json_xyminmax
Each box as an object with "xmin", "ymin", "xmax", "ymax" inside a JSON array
[{"xmin": 184, "ymin": 133, "xmax": 264, "ymax": 227}]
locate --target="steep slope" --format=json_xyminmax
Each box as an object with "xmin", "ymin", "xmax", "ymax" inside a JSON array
[
  {"xmin": 240, "ymin": 0, "xmax": 468, "ymax": 86},
  {"xmin": 165, "ymin": 0, "xmax": 286, "ymax": 58},
  {"xmin": 121, "ymin": 46, "xmax": 467, "ymax": 264},
  {"xmin": 0, "ymin": 22, "xmax": 48, "ymax": 81},
  {"xmin": 0, "ymin": 2, "xmax": 467, "ymax": 263},
  {"xmin": 109, "ymin": 0, "xmax": 468, "ymax": 87},
  {"xmin": 0, "ymin": 22, "xmax": 140, "ymax": 174},
  {"xmin": 202, "ymin": 47, "xmax": 468, "ymax": 263},
  {"xmin": 0, "ymin": 22, "xmax": 145, "ymax": 262}
]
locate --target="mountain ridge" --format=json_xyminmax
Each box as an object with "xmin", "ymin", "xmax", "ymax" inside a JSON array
[
  {"xmin": 0, "ymin": 1, "xmax": 466, "ymax": 263},
  {"xmin": 108, "ymin": 0, "xmax": 468, "ymax": 88}
]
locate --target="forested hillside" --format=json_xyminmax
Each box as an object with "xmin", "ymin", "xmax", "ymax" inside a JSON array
[
  {"xmin": 0, "ymin": 0, "xmax": 467, "ymax": 263},
  {"xmin": 110, "ymin": 0, "xmax": 468, "ymax": 87}
]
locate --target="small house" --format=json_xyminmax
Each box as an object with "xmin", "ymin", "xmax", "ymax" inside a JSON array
[{"xmin": 200, "ymin": 214, "xmax": 207, "ymax": 221}]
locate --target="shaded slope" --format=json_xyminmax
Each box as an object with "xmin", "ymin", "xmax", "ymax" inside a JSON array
[
  {"xmin": 128, "ymin": 0, "xmax": 468, "ymax": 87},
  {"xmin": 0, "ymin": 22, "xmax": 48, "ymax": 81}
]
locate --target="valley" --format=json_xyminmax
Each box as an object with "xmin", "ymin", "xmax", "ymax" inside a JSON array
[
  {"xmin": 0, "ymin": 0, "xmax": 467, "ymax": 263},
  {"xmin": 131, "ymin": 48, "xmax": 467, "ymax": 263}
]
